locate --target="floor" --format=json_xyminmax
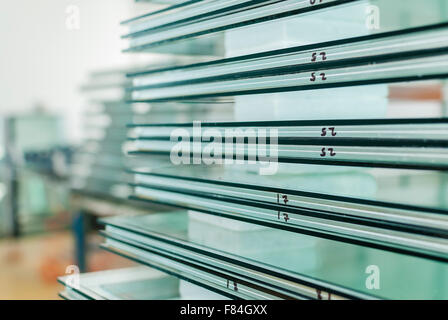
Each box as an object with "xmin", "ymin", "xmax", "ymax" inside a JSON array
[
  {"xmin": 0, "ymin": 230, "xmax": 136, "ymax": 300},
  {"xmin": 0, "ymin": 231, "xmax": 70, "ymax": 300}
]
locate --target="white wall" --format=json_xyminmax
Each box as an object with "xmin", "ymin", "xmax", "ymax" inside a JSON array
[{"xmin": 0, "ymin": 0, "xmax": 154, "ymax": 143}]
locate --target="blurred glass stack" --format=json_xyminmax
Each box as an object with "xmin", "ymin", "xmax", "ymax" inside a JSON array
[
  {"xmin": 0, "ymin": 117, "xmax": 8, "ymax": 237},
  {"xmin": 67, "ymin": 29, "xmax": 232, "ymax": 274},
  {"xmin": 61, "ymin": 0, "xmax": 448, "ymax": 300},
  {"xmin": 70, "ymin": 69, "xmax": 136, "ymax": 203},
  {"xmin": 0, "ymin": 113, "xmax": 71, "ymax": 237},
  {"xmin": 70, "ymin": 63, "xmax": 232, "ymax": 210}
]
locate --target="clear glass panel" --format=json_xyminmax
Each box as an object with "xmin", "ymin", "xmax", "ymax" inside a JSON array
[{"xmin": 101, "ymin": 211, "xmax": 448, "ymax": 300}]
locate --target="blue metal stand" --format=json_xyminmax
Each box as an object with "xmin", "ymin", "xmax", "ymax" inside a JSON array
[{"xmin": 73, "ymin": 210, "xmax": 86, "ymax": 273}]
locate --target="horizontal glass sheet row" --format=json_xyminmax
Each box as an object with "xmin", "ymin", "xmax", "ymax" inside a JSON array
[
  {"xmin": 128, "ymin": 165, "xmax": 448, "ymax": 213},
  {"xmin": 129, "ymin": 23, "xmax": 448, "ymax": 88},
  {"xmin": 123, "ymin": 0, "xmax": 448, "ymax": 55},
  {"xmin": 129, "ymin": 142, "xmax": 448, "ymax": 172},
  {"xmin": 129, "ymin": 118, "xmax": 448, "ymax": 140},
  {"xmin": 128, "ymin": 118, "xmax": 448, "ymax": 171},
  {"xmin": 130, "ymin": 184, "xmax": 448, "ymax": 262},
  {"xmin": 130, "ymin": 54, "xmax": 448, "ymax": 102},
  {"xmin": 124, "ymin": 165, "xmax": 448, "ymax": 261},
  {"xmin": 123, "ymin": 0, "xmax": 350, "ymax": 52},
  {"xmin": 101, "ymin": 238, "xmax": 290, "ymax": 299},
  {"xmin": 100, "ymin": 211, "xmax": 448, "ymax": 299},
  {"xmin": 123, "ymin": 0, "xmax": 273, "ymax": 33}
]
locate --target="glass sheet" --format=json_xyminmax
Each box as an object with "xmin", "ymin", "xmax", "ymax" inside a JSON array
[
  {"xmin": 130, "ymin": 142, "xmax": 448, "ymax": 171},
  {"xmin": 130, "ymin": 118, "xmax": 448, "ymax": 140},
  {"xmin": 129, "ymin": 24, "xmax": 448, "ymax": 88},
  {"xmin": 59, "ymin": 288, "xmax": 88, "ymax": 300},
  {"xmin": 130, "ymin": 165, "xmax": 448, "ymax": 213},
  {"xmin": 122, "ymin": 0, "xmax": 204, "ymax": 27},
  {"xmin": 101, "ymin": 211, "xmax": 448, "ymax": 300},
  {"xmin": 124, "ymin": 0, "xmax": 344, "ymax": 51},
  {"xmin": 58, "ymin": 266, "xmax": 227, "ymax": 300},
  {"xmin": 124, "ymin": 163, "xmax": 448, "ymax": 260},
  {"xmin": 130, "ymin": 55, "xmax": 448, "ymax": 101},
  {"xmin": 100, "ymin": 240, "xmax": 281, "ymax": 299},
  {"xmin": 123, "ymin": 0, "xmax": 448, "ymax": 54},
  {"xmin": 130, "ymin": 184, "xmax": 448, "ymax": 261},
  {"xmin": 127, "ymin": 117, "xmax": 448, "ymax": 170},
  {"xmin": 124, "ymin": 0, "xmax": 268, "ymax": 33}
]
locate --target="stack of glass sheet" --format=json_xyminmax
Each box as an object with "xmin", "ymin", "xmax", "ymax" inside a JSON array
[
  {"xmin": 71, "ymin": 67, "xmax": 232, "ymax": 204},
  {"xmin": 69, "ymin": 0, "xmax": 448, "ymax": 300},
  {"xmin": 0, "ymin": 117, "xmax": 11, "ymax": 237},
  {"xmin": 70, "ymin": 69, "xmax": 136, "ymax": 201}
]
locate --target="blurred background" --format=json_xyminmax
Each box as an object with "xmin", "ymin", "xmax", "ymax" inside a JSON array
[
  {"xmin": 1, "ymin": 0, "xmax": 448, "ymax": 300},
  {"xmin": 0, "ymin": 0, "xmax": 160, "ymax": 299}
]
